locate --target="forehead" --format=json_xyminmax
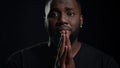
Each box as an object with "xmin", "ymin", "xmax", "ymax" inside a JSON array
[{"xmin": 50, "ymin": 0, "xmax": 79, "ymax": 10}]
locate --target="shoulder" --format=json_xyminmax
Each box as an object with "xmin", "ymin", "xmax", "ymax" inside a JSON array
[
  {"xmin": 80, "ymin": 43, "xmax": 119, "ymax": 68},
  {"xmin": 8, "ymin": 42, "xmax": 49, "ymax": 61},
  {"xmin": 6, "ymin": 42, "xmax": 50, "ymax": 68},
  {"xmin": 81, "ymin": 43, "xmax": 115, "ymax": 60},
  {"xmin": 81, "ymin": 43, "xmax": 110, "ymax": 56}
]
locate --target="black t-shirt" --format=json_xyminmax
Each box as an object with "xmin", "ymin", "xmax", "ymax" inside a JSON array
[{"xmin": 6, "ymin": 42, "xmax": 119, "ymax": 68}]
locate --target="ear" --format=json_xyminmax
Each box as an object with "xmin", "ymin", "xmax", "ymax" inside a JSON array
[{"xmin": 79, "ymin": 15, "xmax": 83, "ymax": 28}]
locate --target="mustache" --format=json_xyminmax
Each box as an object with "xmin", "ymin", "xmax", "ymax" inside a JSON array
[{"xmin": 56, "ymin": 25, "xmax": 72, "ymax": 31}]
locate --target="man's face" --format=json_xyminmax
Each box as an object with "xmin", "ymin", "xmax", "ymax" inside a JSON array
[{"xmin": 45, "ymin": 0, "xmax": 83, "ymax": 42}]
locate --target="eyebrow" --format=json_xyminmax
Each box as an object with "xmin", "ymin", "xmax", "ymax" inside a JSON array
[
  {"xmin": 65, "ymin": 7, "xmax": 73, "ymax": 11},
  {"xmin": 51, "ymin": 8, "xmax": 59, "ymax": 11},
  {"xmin": 65, "ymin": 7, "xmax": 80, "ymax": 13},
  {"xmin": 51, "ymin": 7, "xmax": 74, "ymax": 11}
]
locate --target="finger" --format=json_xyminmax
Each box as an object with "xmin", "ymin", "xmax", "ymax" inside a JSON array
[
  {"xmin": 59, "ymin": 30, "xmax": 66, "ymax": 57},
  {"xmin": 64, "ymin": 30, "xmax": 72, "ymax": 64},
  {"xmin": 65, "ymin": 30, "xmax": 71, "ymax": 48},
  {"xmin": 66, "ymin": 46, "xmax": 72, "ymax": 64},
  {"xmin": 60, "ymin": 46, "xmax": 67, "ymax": 67},
  {"xmin": 66, "ymin": 47, "xmax": 75, "ymax": 68}
]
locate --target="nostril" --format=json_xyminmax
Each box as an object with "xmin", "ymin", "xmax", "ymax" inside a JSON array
[
  {"xmin": 56, "ymin": 22, "xmax": 68, "ymax": 26},
  {"xmin": 64, "ymin": 22, "xmax": 68, "ymax": 24}
]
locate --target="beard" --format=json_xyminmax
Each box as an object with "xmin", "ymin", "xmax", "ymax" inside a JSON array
[
  {"xmin": 48, "ymin": 26, "xmax": 80, "ymax": 47},
  {"xmin": 69, "ymin": 26, "xmax": 80, "ymax": 44}
]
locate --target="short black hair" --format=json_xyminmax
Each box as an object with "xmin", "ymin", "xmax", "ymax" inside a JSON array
[
  {"xmin": 45, "ymin": 0, "xmax": 81, "ymax": 8},
  {"xmin": 44, "ymin": 0, "xmax": 82, "ymax": 14}
]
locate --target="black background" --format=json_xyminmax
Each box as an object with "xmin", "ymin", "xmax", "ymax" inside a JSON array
[{"xmin": 1, "ymin": 0, "xmax": 119, "ymax": 68}]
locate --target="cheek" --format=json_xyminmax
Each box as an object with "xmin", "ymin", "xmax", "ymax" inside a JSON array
[
  {"xmin": 48, "ymin": 18, "xmax": 57, "ymax": 28},
  {"xmin": 70, "ymin": 17, "xmax": 80, "ymax": 31}
]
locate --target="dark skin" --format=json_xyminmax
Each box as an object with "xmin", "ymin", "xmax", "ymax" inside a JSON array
[{"xmin": 45, "ymin": 0, "xmax": 83, "ymax": 68}]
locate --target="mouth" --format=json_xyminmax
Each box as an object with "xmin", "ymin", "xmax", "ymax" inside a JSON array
[{"xmin": 57, "ymin": 25, "xmax": 72, "ymax": 32}]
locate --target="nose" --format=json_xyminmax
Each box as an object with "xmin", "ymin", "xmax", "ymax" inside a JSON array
[{"xmin": 58, "ymin": 13, "xmax": 68, "ymax": 25}]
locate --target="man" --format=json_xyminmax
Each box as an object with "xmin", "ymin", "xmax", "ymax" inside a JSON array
[{"xmin": 7, "ymin": 0, "xmax": 119, "ymax": 68}]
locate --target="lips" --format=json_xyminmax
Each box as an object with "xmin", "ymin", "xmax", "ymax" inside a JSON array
[{"xmin": 57, "ymin": 25, "xmax": 72, "ymax": 31}]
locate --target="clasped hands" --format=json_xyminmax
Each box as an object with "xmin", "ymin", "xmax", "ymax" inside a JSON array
[{"xmin": 55, "ymin": 30, "xmax": 75, "ymax": 68}]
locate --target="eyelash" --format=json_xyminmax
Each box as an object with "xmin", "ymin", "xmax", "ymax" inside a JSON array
[
  {"xmin": 49, "ymin": 12, "xmax": 59, "ymax": 18},
  {"xmin": 48, "ymin": 11, "xmax": 75, "ymax": 18},
  {"xmin": 67, "ymin": 12, "xmax": 75, "ymax": 16}
]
